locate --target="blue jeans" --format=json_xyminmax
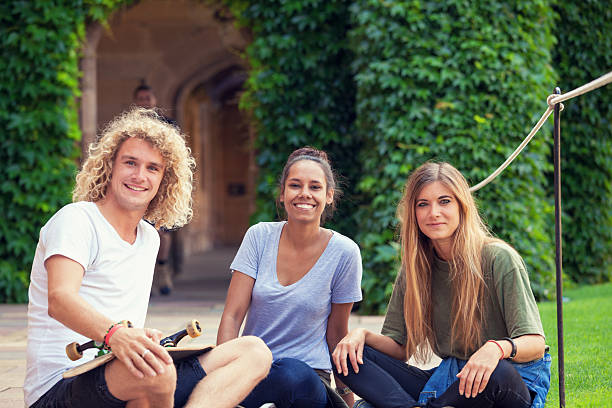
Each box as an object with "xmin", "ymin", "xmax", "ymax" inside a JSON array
[
  {"xmin": 341, "ymin": 346, "xmax": 532, "ymax": 408},
  {"xmin": 241, "ymin": 358, "xmax": 328, "ymax": 408}
]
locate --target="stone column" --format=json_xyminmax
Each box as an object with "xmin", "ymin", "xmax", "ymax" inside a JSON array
[{"xmin": 79, "ymin": 23, "xmax": 103, "ymax": 163}]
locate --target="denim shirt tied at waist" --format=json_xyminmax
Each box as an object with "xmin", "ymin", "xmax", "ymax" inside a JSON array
[{"xmin": 418, "ymin": 353, "xmax": 552, "ymax": 408}]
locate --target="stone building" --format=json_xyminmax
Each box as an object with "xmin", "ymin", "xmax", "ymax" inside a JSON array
[{"xmin": 80, "ymin": 0, "xmax": 255, "ymax": 255}]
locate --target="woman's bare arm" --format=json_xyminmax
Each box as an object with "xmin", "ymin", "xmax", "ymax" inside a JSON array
[{"xmin": 216, "ymin": 271, "xmax": 255, "ymax": 345}]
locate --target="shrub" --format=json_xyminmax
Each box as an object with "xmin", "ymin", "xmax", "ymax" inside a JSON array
[
  {"xmin": 225, "ymin": 0, "xmax": 359, "ymax": 237},
  {"xmin": 350, "ymin": 0, "xmax": 557, "ymax": 313},
  {"xmin": 553, "ymin": 0, "xmax": 612, "ymax": 284},
  {"xmin": 0, "ymin": 1, "xmax": 125, "ymax": 302}
]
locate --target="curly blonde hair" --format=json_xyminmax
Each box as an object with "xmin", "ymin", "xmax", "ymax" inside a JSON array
[{"xmin": 73, "ymin": 107, "xmax": 195, "ymax": 229}]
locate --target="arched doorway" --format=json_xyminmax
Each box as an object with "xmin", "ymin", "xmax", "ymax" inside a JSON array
[
  {"xmin": 178, "ymin": 66, "xmax": 255, "ymax": 252},
  {"xmin": 81, "ymin": 0, "xmax": 254, "ymax": 258}
]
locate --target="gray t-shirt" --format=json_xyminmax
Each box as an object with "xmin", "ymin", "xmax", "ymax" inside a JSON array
[
  {"xmin": 382, "ymin": 242, "xmax": 544, "ymax": 359},
  {"xmin": 230, "ymin": 221, "xmax": 363, "ymax": 370}
]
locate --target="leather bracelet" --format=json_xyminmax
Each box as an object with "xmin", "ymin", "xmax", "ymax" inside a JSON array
[
  {"xmin": 335, "ymin": 386, "xmax": 352, "ymax": 396},
  {"xmin": 503, "ymin": 337, "xmax": 517, "ymax": 360}
]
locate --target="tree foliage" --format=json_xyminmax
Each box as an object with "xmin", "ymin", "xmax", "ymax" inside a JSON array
[
  {"xmin": 349, "ymin": 0, "xmax": 557, "ymax": 313},
  {"xmin": 0, "ymin": 1, "xmax": 125, "ymax": 302},
  {"xmin": 553, "ymin": 0, "xmax": 612, "ymax": 284},
  {"xmin": 225, "ymin": 0, "xmax": 359, "ymax": 237},
  {"xmin": 1, "ymin": 0, "xmax": 609, "ymax": 311}
]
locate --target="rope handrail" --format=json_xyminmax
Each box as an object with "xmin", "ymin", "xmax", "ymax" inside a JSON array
[
  {"xmin": 548, "ymin": 71, "xmax": 612, "ymax": 105},
  {"xmin": 469, "ymin": 70, "xmax": 612, "ymax": 192}
]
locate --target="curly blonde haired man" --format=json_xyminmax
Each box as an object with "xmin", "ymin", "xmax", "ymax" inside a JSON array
[{"xmin": 25, "ymin": 108, "xmax": 272, "ymax": 408}]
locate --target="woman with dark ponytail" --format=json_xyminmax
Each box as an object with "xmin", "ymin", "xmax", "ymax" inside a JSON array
[{"xmin": 217, "ymin": 147, "xmax": 363, "ymax": 408}]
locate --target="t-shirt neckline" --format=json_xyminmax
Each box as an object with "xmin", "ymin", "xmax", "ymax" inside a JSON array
[
  {"xmin": 273, "ymin": 221, "xmax": 335, "ymax": 288},
  {"xmin": 90, "ymin": 202, "xmax": 142, "ymax": 248}
]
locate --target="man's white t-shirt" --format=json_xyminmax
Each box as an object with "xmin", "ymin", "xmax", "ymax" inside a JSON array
[{"xmin": 24, "ymin": 201, "xmax": 159, "ymax": 407}]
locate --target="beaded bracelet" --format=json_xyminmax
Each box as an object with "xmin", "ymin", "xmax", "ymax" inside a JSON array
[
  {"xmin": 336, "ymin": 386, "xmax": 352, "ymax": 396},
  {"xmin": 103, "ymin": 320, "xmax": 133, "ymax": 350}
]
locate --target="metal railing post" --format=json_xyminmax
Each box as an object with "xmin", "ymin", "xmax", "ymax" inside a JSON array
[{"xmin": 552, "ymin": 86, "xmax": 565, "ymax": 408}]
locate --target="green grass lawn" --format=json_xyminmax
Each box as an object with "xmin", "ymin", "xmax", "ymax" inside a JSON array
[{"xmin": 539, "ymin": 282, "xmax": 612, "ymax": 407}]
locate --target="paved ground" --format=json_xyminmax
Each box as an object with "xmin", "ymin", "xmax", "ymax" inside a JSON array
[{"xmin": 0, "ymin": 247, "xmax": 397, "ymax": 407}]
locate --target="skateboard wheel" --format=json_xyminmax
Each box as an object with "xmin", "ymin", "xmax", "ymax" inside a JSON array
[
  {"xmin": 186, "ymin": 319, "xmax": 202, "ymax": 338},
  {"xmin": 66, "ymin": 342, "xmax": 83, "ymax": 361},
  {"xmin": 118, "ymin": 320, "xmax": 133, "ymax": 328}
]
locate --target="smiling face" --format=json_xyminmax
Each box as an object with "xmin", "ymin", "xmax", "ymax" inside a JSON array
[
  {"xmin": 415, "ymin": 181, "xmax": 460, "ymax": 258},
  {"xmin": 280, "ymin": 159, "xmax": 333, "ymax": 224},
  {"xmin": 105, "ymin": 137, "xmax": 165, "ymax": 214}
]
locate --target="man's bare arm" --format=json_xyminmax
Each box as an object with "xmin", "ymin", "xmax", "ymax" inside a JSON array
[{"xmin": 46, "ymin": 254, "xmax": 172, "ymax": 378}]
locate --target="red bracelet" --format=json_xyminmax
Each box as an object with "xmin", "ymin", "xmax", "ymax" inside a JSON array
[
  {"xmin": 103, "ymin": 325, "xmax": 125, "ymax": 350},
  {"xmin": 103, "ymin": 320, "xmax": 132, "ymax": 350},
  {"xmin": 487, "ymin": 340, "xmax": 505, "ymax": 360}
]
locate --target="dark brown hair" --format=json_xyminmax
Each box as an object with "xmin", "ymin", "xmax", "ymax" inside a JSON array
[{"xmin": 277, "ymin": 146, "xmax": 341, "ymax": 223}]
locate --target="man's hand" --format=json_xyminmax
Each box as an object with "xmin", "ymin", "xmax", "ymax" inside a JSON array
[
  {"xmin": 332, "ymin": 328, "xmax": 366, "ymax": 376},
  {"xmin": 107, "ymin": 327, "xmax": 173, "ymax": 379},
  {"xmin": 456, "ymin": 341, "xmax": 502, "ymax": 398}
]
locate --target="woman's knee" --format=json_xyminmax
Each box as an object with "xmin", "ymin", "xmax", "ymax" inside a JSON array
[
  {"xmin": 345, "ymin": 345, "xmax": 379, "ymax": 375},
  {"xmin": 272, "ymin": 358, "xmax": 321, "ymax": 391},
  {"xmin": 477, "ymin": 360, "xmax": 532, "ymax": 406},
  {"xmin": 361, "ymin": 345, "xmax": 378, "ymax": 361},
  {"xmin": 487, "ymin": 359, "xmax": 529, "ymax": 394}
]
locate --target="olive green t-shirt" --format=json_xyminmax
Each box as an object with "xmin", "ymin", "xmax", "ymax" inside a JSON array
[{"xmin": 381, "ymin": 242, "xmax": 544, "ymax": 359}]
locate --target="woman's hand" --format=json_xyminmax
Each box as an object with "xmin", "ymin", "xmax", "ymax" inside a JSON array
[
  {"xmin": 332, "ymin": 328, "xmax": 367, "ymax": 376},
  {"xmin": 456, "ymin": 341, "xmax": 503, "ymax": 398},
  {"xmin": 326, "ymin": 303, "xmax": 356, "ymax": 406}
]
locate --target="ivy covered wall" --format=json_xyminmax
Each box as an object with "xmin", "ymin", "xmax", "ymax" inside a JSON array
[
  {"xmin": 0, "ymin": 1, "xmax": 126, "ymax": 302},
  {"xmin": 553, "ymin": 0, "xmax": 612, "ymax": 284},
  {"xmin": 1, "ymin": 0, "xmax": 609, "ymax": 309},
  {"xmin": 349, "ymin": 0, "xmax": 557, "ymax": 312},
  {"xmin": 225, "ymin": 0, "xmax": 359, "ymax": 238}
]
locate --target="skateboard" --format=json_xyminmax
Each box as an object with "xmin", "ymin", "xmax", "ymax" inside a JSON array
[{"xmin": 62, "ymin": 319, "xmax": 214, "ymax": 379}]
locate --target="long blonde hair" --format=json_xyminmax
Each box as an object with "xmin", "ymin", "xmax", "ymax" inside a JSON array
[
  {"xmin": 397, "ymin": 162, "xmax": 498, "ymax": 362},
  {"xmin": 73, "ymin": 108, "xmax": 195, "ymax": 229}
]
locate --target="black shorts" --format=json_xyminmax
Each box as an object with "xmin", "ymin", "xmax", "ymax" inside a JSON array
[{"xmin": 31, "ymin": 355, "xmax": 207, "ymax": 408}]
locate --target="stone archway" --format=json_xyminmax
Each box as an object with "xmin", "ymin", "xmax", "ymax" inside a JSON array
[
  {"xmin": 179, "ymin": 66, "xmax": 255, "ymax": 252},
  {"xmin": 80, "ymin": 0, "xmax": 254, "ymax": 255}
]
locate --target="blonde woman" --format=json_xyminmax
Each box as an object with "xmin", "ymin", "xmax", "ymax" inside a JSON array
[
  {"xmin": 332, "ymin": 162, "xmax": 551, "ymax": 408},
  {"xmin": 25, "ymin": 108, "xmax": 271, "ymax": 408}
]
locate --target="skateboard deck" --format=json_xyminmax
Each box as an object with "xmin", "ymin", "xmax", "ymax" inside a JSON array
[
  {"xmin": 62, "ymin": 319, "xmax": 210, "ymax": 379},
  {"xmin": 63, "ymin": 344, "xmax": 214, "ymax": 378}
]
